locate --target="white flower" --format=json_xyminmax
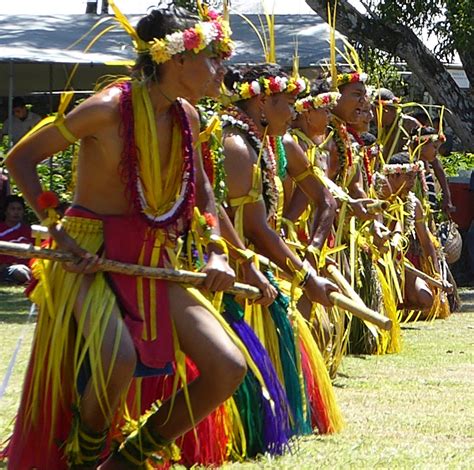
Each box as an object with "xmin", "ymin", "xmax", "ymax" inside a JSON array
[
  {"xmin": 165, "ymin": 31, "xmax": 185, "ymax": 55},
  {"xmin": 296, "ymin": 78, "xmax": 306, "ymax": 93},
  {"xmin": 250, "ymin": 81, "xmax": 261, "ymax": 95}
]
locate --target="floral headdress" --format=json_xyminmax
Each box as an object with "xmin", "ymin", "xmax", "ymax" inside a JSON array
[
  {"xmin": 294, "ymin": 91, "xmax": 341, "ymax": 113},
  {"xmin": 410, "ymin": 130, "xmax": 446, "ymax": 144},
  {"xmin": 382, "ymin": 161, "xmax": 424, "ymax": 175},
  {"xmin": 231, "ymin": 75, "xmax": 309, "ymax": 101},
  {"xmin": 148, "ymin": 8, "xmax": 234, "ymax": 64},
  {"xmin": 327, "ymin": 71, "xmax": 368, "ymax": 88}
]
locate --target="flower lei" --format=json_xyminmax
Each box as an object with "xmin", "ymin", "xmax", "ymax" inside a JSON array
[
  {"xmin": 221, "ymin": 106, "xmax": 279, "ymax": 219},
  {"xmin": 294, "ymin": 92, "xmax": 341, "ymax": 113},
  {"xmin": 269, "ymin": 136, "xmax": 288, "ymax": 179},
  {"xmin": 331, "ymin": 117, "xmax": 353, "ymax": 184},
  {"xmin": 119, "ymin": 81, "xmax": 195, "ymax": 229},
  {"xmin": 404, "ymin": 191, "xmax": 417, "ymax": 237},
  {"xmin": 198, "ymin": 105, "xmax": 228, "ymax": 205},
  {"xmin": 347, "ymin": 126, "xmax": 373, "ymax": 186},
  {"xmin": 327, "ymin": 72, "xmax": 368, "ymax": 88},
  {"xmin": 148, "ymin": 9, "xmax": 234, "ymax": 65},
  {"xmin": 232, "ymin": 75, "xmax": 309, "ymax": 101}
]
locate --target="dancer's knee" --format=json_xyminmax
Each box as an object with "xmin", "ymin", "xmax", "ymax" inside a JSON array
[{"xmin": 202, "ymin": 348, "xmax": 247, "ymax": 396}]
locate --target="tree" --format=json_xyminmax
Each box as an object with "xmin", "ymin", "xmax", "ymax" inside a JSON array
[{"xmin": 305, "ymin": 0, "xmax": 474, "ymax": 151}]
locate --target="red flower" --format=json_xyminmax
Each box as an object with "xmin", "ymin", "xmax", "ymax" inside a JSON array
[
  {"xmin": 351, "ymin": 73, "xmax": 360, "ymax": 83},
  {"xmin": 183, "ymin": 29, "xmax": 201, "ymax": 50},
  {"xmin": 207, "ymin": 9, "xmax": 219, "ymax": 20},
  {"xmin": 37, "ymin": 191, "xmax": 59, "ymax": 210},
  {"xmin": 269, "ymin": 77, "xmax": 281, "ymax": 94},
  {"xmin": 203, "ymin": 212, "xmax": 217, "ymax": 228},
  {"xmin": 214, "ymin": 21, "xmax": 223, "ymax": 40}
]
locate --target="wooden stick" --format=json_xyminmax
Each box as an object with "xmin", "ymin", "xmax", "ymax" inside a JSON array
[
  {"xmin": 328, "ymin": 292, "xmax": 392, "ymax": 331},
  {"xmin": 366, "ymin": 200, "xmax": 389, "ymax": 214},
  {"xmin": 326, "ymin": 263, "xmax": 364, "ymax": 305},
  {"xmin": 0, "ymin": 241, "xmax": 261, "ymax": 299},
  {"xmin": 404, "ymin": 263, "xmax": 452, "ymax": 292},
  {"xmin": 0, "ymin": 241, "xmax": 393, "ymax": 327}
]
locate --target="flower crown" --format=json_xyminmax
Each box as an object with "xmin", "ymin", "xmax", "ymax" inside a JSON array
[
  {"xmin": 294, "ymin": 92, "xmax": 341, "ymax": 113},
  {"xmin": 411, "ymin": 132, "xmax": 446, "ymax": 144},
  {"xmin": 328, "ymin": 72, "xmax": 368, "ymax": 88},
  {"xmin": 148, "ymin": 9, "xmax": 234, "ymax": 65},
  {"xmin": 383, "ymin": 161, "xmax": 423, "ymax": 175},
  {"xmin": 376, "ymin": 97, "xmax": 401, "ymax": 107},
  {"xmin": 232, "ymin": 75, "xmax": 310, "ymax": 101}
]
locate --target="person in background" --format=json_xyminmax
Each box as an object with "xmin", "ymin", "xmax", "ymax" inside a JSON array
[
  {"xmin": 0, "ymin": 194, "xmax": 32, "ymax": 284},
  {"xmin": 2, "ymin": 97, "xmax": 41, "ymax": 145}
]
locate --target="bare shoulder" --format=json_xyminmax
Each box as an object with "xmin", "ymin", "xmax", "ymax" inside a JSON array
[
  {"xmin": 282, "ymin": 132, "xmax": 300, "ymax": 155},
  {"xmin": 180, "ymin": 98, "xmax": 200, "ymax": 132},
  {"xmin": 64, "ymin": 85, "xmax": 123, "ymax": 139},
  {"xmin": 223, "ymin": 127, "xmax": 257, "ymax": 165}
]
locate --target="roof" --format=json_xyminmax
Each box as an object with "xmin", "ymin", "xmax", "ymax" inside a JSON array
[{"xmin": 0, "ymin": 13, "xmax": 336, "ymax": 67}]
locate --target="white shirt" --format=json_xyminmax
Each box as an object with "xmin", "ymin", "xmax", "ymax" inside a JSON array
[{"xmin": 2, "ymin": 111, "xmax": 41, "ymax": 144}]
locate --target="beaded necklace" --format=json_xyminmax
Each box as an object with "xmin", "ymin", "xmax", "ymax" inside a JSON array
[{"xmin": 221, "ymin": 105, "xmax": 279, "ymax": 219}]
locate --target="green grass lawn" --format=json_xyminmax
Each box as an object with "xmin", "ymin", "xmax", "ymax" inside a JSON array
[{"xmin": 0, "ymin": 286, "xmax": 473, "ymax": 468}]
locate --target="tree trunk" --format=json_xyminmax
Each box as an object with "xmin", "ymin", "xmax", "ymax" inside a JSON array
[{"xmin": 306, "ymin": 0, "xmax": 474, "ymax": 151}]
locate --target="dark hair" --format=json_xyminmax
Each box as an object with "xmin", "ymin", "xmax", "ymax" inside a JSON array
[
  {"xmin": 12, "ymin": 97, "xmax": 25, "ymax": 108},
  {"xmin": 412, "ymin": 112, "xmax": 431, "ymax": 126},
  {"xmin": 410, "ymin": 125, "xmax": 437, "ymax": 138},
  {"xmin": 374, "ymin": 87, "xmax": 396, "ymax": 102},
  {"xmin": 310, "ymin": 78, "xmax": 330, "ymax": 96},
  {"xmin": 4, "ymin": 194, "xmax": 25, "ymax": 211},
  {"xmin": 132, "ymin": 5, "xmax": 200, "ymax": 81},
  {"xmin": 224, "ymin": 63, "xmax": 286, "ymax": 92},
  {"xmin": 388, "ymin": 151, "xmax": 410, "ymax": 165},
  {"xmin": 360, "ymin": 132, "xmax": 376, "ymax": 147}
]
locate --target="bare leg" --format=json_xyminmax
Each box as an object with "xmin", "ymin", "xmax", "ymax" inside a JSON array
[
  {"xmin": 100, "ymin": 283, "xmax": 247, "ymax": 469},
  {"xmin": 403, "ymin": 271, "xmax": 434, "ymax": 312},
  {"xmin": 75, "ymin": 274, "xmax": 137, "ymax": 433}
]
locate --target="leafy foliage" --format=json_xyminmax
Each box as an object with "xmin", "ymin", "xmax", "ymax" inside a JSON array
[
  {"xmin": 1, "ymin": 136, "xmax": 75, "ymax": 223},
  {"xmin": 439, "ymin": 151, "xmax": 474, "ymax": 177},
  {"xmin": 358, "ymin": 47, "xmax": 407, "ymax": 95},
  {"xmin": 366, "ymin": 0, "xmax": 474, "ymax": 62}
]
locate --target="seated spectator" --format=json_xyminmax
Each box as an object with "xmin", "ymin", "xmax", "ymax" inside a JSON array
[
  {"xmin": 0, "ymin": 195, "xmax": 33, "ymax": 284},
  {"xmin": 1, "ymin": 97, "xmax": 41, "ymax": 145}
]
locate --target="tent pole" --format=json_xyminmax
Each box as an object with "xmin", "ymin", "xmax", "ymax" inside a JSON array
[
  {"xmin": 49, "ymin": 63, "xmax": 54, "ymax": 190},
  {"xmin": 7, "ymin": 61, "xmax": 14, "ymax": 149}
]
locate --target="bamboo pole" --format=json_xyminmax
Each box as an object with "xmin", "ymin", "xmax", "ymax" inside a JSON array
[
  {"xmin": 326, "ymin": 263, "xmax": 364, "ymax": 305},
  {"xmin": 0, "ymin": 240, "xmax": 393, "ymax": 328},
  {"xmin": 328, "ymin": 292, "xmax": 392, "ymax": 330},
  {"xmin": 0, "ymin": 241, "xmax": 261, "ymax": 299},
  {"xmin": 404, "ymin": 263, "xmax": 452, "ymax": 292},
  {"xmin": 366, "ymin": 200, "xmax": 389, "ymax": 214}
]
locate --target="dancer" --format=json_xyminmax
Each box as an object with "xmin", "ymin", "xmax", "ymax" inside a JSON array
[{"xmin": 3, "ymin": 5, "xmax": 260, "ymax": 469}]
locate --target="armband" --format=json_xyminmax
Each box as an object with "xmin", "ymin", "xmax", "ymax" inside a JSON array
[{"xmin": 54, "ymin": 119, "xmax": 78, "ymax": 144}]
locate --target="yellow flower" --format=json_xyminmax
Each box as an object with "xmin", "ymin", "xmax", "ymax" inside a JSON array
[
  {"xmin": 193, "ymin": 24, "xmax": 206, "ymax": 53},
  {"xmin": 149, "ymin": 39, "xmax": 171, "ymax": 64},
  {"xmin": 239, "ymin": 83, "xmax": 252, "ymax": 100},
  {"xmin": 261, "ymin": 78, "xmax": 271, "ymax": 95},
  {"xmin": 286, "ymin": 79, "xmax": 297, "ymax": 94}
]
